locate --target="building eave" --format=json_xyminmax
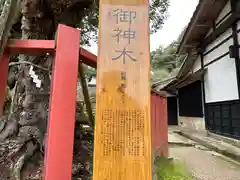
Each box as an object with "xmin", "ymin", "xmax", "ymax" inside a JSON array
[
  {"xmin": 177, "ymin": 0, "xmax": 206, "ymax": 54},
  {"xmin": 177, "ymin": 0, "xmax": 229, "ymax": 55}
]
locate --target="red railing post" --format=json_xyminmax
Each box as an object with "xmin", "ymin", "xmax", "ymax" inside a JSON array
[
  {"xmin": 0, "ymin": 53, "xmax": 10, "ymax": 116},
  {"xmin": 43, "ymin": 24, "xmax": 80, "ymax": 180}
]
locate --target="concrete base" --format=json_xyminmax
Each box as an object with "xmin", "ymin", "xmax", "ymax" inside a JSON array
[
  {"xmin": 175, "ymin": 130, "xmax": 240, "ymax": 163},
  {"xmin": 168, "ymin": 131, "xmax": 196, "ymax": 147},
  {"xmin": 207, "ymin": 131, "xmax": 240, "ymax": 149},
  {"xmin": 178, "ymin": 116, "xmax": 205, "ymax": 131}
]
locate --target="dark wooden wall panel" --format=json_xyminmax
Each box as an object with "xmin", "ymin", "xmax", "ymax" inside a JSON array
[
  {"xmin": 167, "ymin": 97, "xmax": 178, "ymax": 125},
  {"xmin": 205, "ymin": 100, "xmax": 240, "ymax": 139},
  {"xmin": 178, "ymin": 80, "xmax": 203, "ymax": 117}
]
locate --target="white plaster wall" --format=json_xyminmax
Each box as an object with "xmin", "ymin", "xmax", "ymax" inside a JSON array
[
  {"xmin": 238, "ymin": 31, "xmax": 240, "ymax": 45},
  {"xmin": 203, "ymin": 16, "xmax": 238, "ymax": 103},
  {"xmin": 215, "ymin": 0, "xmax": 231, "ymax": 27},
  {"xmin": 204, "ymin": 28, "xmax": 232, "ymax": 66},
  {"xmin": 204, "ymin": 38, "xmax": 232, "ymax": 65},
  {"xmin": 204, "ymin": 28, "xmax": 232, "ymax": 53},
  {"xmin": 188, "ymin": 0, "xmax": 238, "ymax": 105},
  {"xmin": 237, "ymin": 20, "xmax": 240, "ymax": 30},
  {"xmin": 237, "ymin": 20, "xmax": 240, "ymax": 43},
  {"xmin": 204, "ymin": 56, "xmax": 239, "ymax": 103},
  {"xmin": 193, "ymin": 56, "xmax": 201, "ymax": 73}
]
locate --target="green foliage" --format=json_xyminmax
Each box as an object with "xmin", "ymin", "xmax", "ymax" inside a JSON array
[
  {"xmin": 84, "ymin": 65, "xmax": 96, "ymax": 79},
  {"xmin": 151, "ymin": 42, "xmax": 185, "ymax": 80},
  {"xmin": 86, "ymin": 67, "xmax": 97, "ymax": 77},
  {"xmin": 78, "ymin": 3, "xmax": 99, "ymax": 46},
  {"xmin": 80, "ymin": 0, "xmax": 169, "ymax": 45},
  {"xmin": 149, "ymin": 0, "xmax": 170, "ymax": 34},
  {"xmin": 151, "ymin": 42, "xmax": 178, "ymax": 72},
  {"xmin": 81, "ymin": 64, "xmax": 96, "ymax": 83},
  {"xmin": 151, "ymin": 69, "xmax": 169, "ymax": 80},
  {"xmin": 155, "ymin": 157, "xmax": 192, "ymax": 180}
]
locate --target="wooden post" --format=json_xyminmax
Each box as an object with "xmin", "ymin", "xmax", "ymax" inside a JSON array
[
  {"xmin": 43, "ymin": 24, "xmax": 80, "ymax": 180},
  {"xmin": 93, "ymin": 0, "xmax": 152, "ymax": 179},
  {"xmin": 0, "ymin": 53, "xmax": 10, "ymax": 116},
  {"xmin": 78, "ymin": 62, "xmax": 94, "ymax": 127}
]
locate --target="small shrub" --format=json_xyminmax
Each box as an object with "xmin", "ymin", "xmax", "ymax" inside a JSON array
[{"xmin": 155, "ymin": 157, "xmax": 192, "ymax": 180}]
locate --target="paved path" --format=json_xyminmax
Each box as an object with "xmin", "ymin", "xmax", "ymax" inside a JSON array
[{"xmin": 169, "ymin": 132, "xmax": 240, "ymax": 180}]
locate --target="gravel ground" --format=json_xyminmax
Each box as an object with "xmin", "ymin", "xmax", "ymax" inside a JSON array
[{"xmin": 169, "ymin": 143, "xmax": 240, "ymax": 180}]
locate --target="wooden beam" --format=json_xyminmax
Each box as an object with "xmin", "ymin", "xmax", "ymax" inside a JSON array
[
  {"xmin": 195, "ymin": 24, "xmax": 211, "ymax": 27},
  {"xmin": 93, "ymin": 0, "xmax": 152, "ymax": 180},
  {"xmin": 7, "ymin": 39, "xmax": 55, "ymax": 55},
  {"xmin": 6, "ymin": 39, "xmax": 97, "ymax": 68},
  {"xmin": 0, "ymin": 53, "xmax": 10, "ymax": 116},
  {"xmin": 177, "ymin": 0, "xmax": 209, "ymax": 54},
  {"xmin": 43, "ymin": 24, "xmax": 80, "ymax": 180},
  {"xmin": 78, "ymin": 62, "xmax": 94, "ymax": 128},
  {"xmin": 195, "ymin": 20, "xmax": 212, "ymax": 27},
  {"xmin": 79, "ymin": 48, "xmax": 97, "ymax": 68},
  {"xmin": 183, "ymin": 44, "xmax": 197, "ymax": 48},
  {"xmin": 203, "ymin": 13, "xmax": 237, "ymax": 47}
]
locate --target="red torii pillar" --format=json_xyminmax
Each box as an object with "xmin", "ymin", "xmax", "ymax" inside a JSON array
[
  {"xmin": 0, "ymin": 53, "xmax": 10, "ymax": 115},
  {"xmin": 0, "ymin": 24, "xmax": 97, "ymax": 180}
]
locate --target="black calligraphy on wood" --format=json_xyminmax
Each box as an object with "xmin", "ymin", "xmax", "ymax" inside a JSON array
[
  {"xmin": 112, "ymin": 8, "xmax": 136, "ymax": 24},
  {"xmin": 101, "ymin": 109, "xmax": 145, "ymax": 157},
  {"xmin": 111, "ymin": 8, "xmax": 137, "ymax": 66}
]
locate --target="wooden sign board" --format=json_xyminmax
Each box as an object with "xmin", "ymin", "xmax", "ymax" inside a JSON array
[{"xmin": 93, "ymin": 0, "xmax": 152, "ymax": 179}]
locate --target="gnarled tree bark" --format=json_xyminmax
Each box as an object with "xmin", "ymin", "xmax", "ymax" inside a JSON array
[{"xmin": 0, "ymin": 0, "xmax": 95, "ymax": 179}]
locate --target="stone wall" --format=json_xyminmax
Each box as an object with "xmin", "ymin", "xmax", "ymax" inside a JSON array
[{"xmin": 178, "ymin": 116, "xmax": 205, "ymax": 131}]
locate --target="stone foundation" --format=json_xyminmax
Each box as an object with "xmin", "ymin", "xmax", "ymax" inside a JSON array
[{"xmin": 178, "ymin": 116, "xmax": 205, "ymax": 131}]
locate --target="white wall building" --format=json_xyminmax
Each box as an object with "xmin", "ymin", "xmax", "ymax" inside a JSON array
[{"xmin": 153, "ymin": 0, "xmax": 240, "ymax": 139}]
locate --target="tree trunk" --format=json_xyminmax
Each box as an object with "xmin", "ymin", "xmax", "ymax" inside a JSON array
[{"xmin": 0, "ymin": 1, "xmax": 93, "ymax": 179}]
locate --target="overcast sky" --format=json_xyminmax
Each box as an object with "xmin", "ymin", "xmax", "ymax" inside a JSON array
[{"xmin": 83, "ymin": 0, "xmax": 199, "ymax": 55}]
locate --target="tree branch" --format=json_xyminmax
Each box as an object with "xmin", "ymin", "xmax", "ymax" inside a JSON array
[{"xmin": 9, "ymin": 61, "xmax": 50, "ymax": 71}]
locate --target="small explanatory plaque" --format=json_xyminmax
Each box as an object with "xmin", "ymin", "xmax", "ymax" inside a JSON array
[{"xmin": 93, "ymin": 4, "xmax": 152, "ymax": 180}]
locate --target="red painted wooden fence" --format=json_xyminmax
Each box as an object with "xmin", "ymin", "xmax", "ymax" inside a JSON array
[
  {"xmin": 0, "ymin": 25, "xmax": 96, "ymax": 180},
  {"xmin": 151, "ymin": 93, "xmax": 168, "ymax": 157},
  {"xmin": 0, "ymin": 24, "xmax": 168, "ymax": 179}
]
